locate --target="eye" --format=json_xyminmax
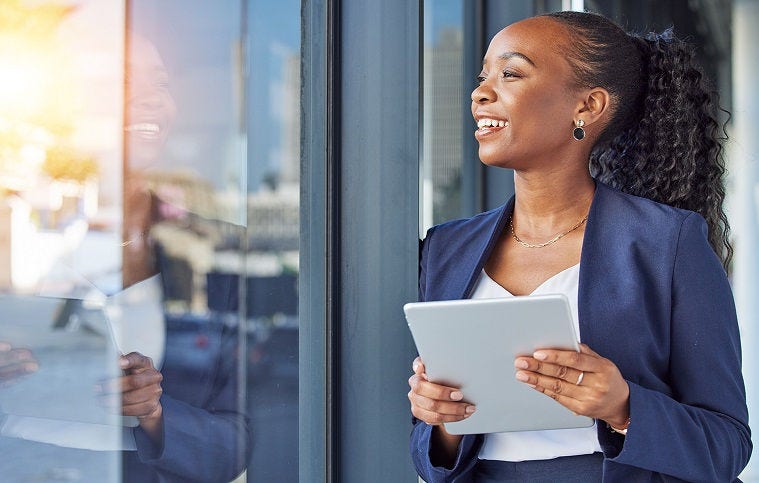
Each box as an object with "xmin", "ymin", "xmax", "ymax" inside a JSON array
[
  {"xmin": 476, "ymin": 74, "xmax": 487, "ymax": 84},
  {"xmin": 501, "ymin": 69, "xmax": 520, "ymax": 79}
]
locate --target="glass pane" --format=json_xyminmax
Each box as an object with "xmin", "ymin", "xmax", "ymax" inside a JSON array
[
  {"xmin": 245, "ymin": 1, "xmax": 300, "ymax": 481},
  {"xmin": 422, "ymin": 0, "xmax": 465, "ymax": 232},
  {"xmin": 123, "ymin": 1, "xmax": 251, "ymax": 482},
  {"xmin": 1, "ymin": 1, "xmax": 125, "ymax": 480},
  {"xmin": 0, "ymin": 0, "xmax": 304, "ymax": 481}
]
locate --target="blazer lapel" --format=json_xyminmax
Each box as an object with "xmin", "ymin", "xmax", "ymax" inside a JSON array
[{"xmin": 450, "ymin": 197, "xmax": 513, "ymax": 300}]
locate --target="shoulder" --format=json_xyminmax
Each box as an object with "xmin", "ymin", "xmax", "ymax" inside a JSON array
[
  {"xmin": 584, "ymin": 182, "xmax": 718, "ymax": 278},
  {"xmin": 594, "ymin": 181, "xmax": 695, "ymax": 228},
  {"xmin": 591, "ymin": 181, "xmax": 708, "ymax": 252}
]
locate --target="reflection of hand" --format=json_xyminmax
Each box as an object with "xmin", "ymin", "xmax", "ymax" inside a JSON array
[
  {"xmin": 0, "ymin": 342, "xmax": 38, "ymax": 386},
  {"xmin": 514, "ymin": 343, "xmax": 630, "ymax": 430},
  {"xmin": 100, "ymin": 352, "xmax": 163, "ymax": 441}
]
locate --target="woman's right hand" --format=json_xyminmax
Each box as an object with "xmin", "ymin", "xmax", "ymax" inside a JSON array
[
  {"xmin": 407, "ymin": 356, "xmax": 475, "ymax": 425},
  {"xmin": 408, "ymin": 357, "xmax": 474, "ymax": 467}
]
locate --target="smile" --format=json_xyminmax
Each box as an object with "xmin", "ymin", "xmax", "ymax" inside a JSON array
[
  {"xmin": 125, "ymin": 122, "xmax": 161, "ymax": 140},
  {"xmin": 475, "ymin": 118, "xmax": 509, "ymax": 139},
  {"xmin": 476, "ymin": 118, "xmax": 508, "ymax": 129}
]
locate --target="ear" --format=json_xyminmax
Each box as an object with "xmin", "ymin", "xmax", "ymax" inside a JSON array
[{"xmin": 574, "ymin": 87, "xmax": 611, "ymax": 127}]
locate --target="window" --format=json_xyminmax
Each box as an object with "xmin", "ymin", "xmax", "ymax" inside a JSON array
[{"xmin": 0, "ymin": 1, "xmax": 300, "ymax": 481}]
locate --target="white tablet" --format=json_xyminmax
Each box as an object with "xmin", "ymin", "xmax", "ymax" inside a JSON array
[{"xmin": 404, "ymin": 294, "xmax": 593, "ymax": 435}]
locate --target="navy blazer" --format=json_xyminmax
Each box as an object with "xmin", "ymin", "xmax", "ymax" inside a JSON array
[{"xmin": 411, "ymin": 181, "xmax": 751, "ymax": 482}]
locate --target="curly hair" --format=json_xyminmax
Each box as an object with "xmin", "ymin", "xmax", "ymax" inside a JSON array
[{"xmin": 542, "ymin": 11, "xmax": 732, "ymax": 269}]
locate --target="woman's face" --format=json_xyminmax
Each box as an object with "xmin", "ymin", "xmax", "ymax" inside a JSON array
[
  {"xmin": 125, "ymin": 34, "xmax": 177, "ymax": 170},
  {"xmin": 471, "ymin": 17, "xmax": 582, "ymax": 171}
]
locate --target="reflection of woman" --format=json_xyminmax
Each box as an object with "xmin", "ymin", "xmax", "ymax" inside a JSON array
[
  {"xmin": 408, "ymin": 12, "xmax": 751, "ymax": 482},
  {"xmin": 109, "ymin": 32, "xmax": 250, "ymax": 482}
]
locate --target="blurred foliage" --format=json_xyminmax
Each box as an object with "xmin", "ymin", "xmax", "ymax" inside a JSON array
[
  {"xmin": 0, "ymin": 0, "xmax": 79, "ymax": 192},
  {"xmin": 0, "ymin": 0, "xmax": 74, "ymax": 39},
  {"xmin": 43, "ymin": 145, "xmax": 98, "ymax": 183}
]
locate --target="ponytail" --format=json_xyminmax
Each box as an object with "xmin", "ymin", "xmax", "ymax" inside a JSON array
[{"xmin": 544, "ymin": 12, "xmax": 732, "ymax": 268}]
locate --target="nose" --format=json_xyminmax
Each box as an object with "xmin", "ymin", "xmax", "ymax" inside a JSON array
[
  {"xmin": 471, "ymin": 82, "xmax": 495, "ymax": 104},
  {"xmin": 137, "ymin": 89, "xmax": 165, "ymax": 110}
]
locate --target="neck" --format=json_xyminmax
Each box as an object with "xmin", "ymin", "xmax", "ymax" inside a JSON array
[{"xmin": 511, "ymin": 168, "xmax": 595, "ymax": 233}]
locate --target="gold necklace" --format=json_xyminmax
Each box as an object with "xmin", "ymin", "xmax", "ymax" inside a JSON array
[{"xmin": 510, "ymin": 215, "xmax": 588, "ymax": 248}]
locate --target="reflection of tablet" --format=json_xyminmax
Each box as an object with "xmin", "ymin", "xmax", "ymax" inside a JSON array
[
  {"xmin": 0, "ymin": 294, "xmax": 138, "ymax": 427},
  {"xmin": 404, "ymin": 295, "xmax": 593, "ymax": 435}
]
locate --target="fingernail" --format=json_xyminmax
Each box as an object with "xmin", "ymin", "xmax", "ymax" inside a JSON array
[
  {"xmin": 533, "ymin": 351, "xmax": 547, "ymax": 360},
  {"xmin": 119, "ymin": 357, "xmax": 129, "ymax": 369},
  {"xmin": 515, "ymin": 372, "xmax": 529, "ymax": 382},
  {"xmin": 465, "ymin": 405, "xmax": 476, "ymax": 414},
  {"xmin": 412, "ymin": 361, "xmax": 419, "ymax": 372},
  {"xmin": 450, "ymin": 391, "xmax": 463, "ymax": 401},
  {"xmin": 527, "ymin": 383, "xmax": 537, "ymax": 388},
  {"xmin": 514, "ymin": 359, "xmax": 528, "ymax": 369}
]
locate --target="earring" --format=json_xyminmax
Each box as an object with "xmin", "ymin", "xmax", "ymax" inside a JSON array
[{"xmin": 572, "ymin": 119, "xmax": 585, "ymax": 141}]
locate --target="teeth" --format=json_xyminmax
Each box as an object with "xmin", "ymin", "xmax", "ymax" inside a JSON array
[
  {"xmin": 477, "ymin": 118, "xmax": 508, "ymax": 129},
  {"xmin": 125, "ymin": 123, "xmax": 160, "ymax": 133}
]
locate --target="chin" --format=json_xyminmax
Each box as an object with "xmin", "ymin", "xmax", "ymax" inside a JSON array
[{"xmin": 478, "ymin": 149, "xmax": 516, "ymax": 170}]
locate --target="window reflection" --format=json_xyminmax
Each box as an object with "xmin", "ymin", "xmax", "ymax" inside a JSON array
[
  {"xmin": 422, "ymin": 0, "xmax": 465, "ymax": 230},
  {"xmin": 1, "ymin": 1, "xmax": 126, "ymax": 480},
  {"xmin": 0, "ymin": 0, "xmax": 307, "ymax": 480}
]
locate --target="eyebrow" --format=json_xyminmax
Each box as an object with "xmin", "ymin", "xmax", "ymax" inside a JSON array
[{"xmin": 482, "ymin": 51, "xmax": 536, "ymax": 67}]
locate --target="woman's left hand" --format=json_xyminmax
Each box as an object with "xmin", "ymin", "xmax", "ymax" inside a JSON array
[{"xmin": 514, "ymin": 343, "xmax": 630, "ymax": 428}]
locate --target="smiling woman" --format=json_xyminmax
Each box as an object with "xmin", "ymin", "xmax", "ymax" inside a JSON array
[{"xmin": 409, "ymin": 10, "xmax": 750, "ymax": 483}]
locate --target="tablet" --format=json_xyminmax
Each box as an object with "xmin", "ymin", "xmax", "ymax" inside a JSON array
[{"xmin": 404, "ymin": 294, "xmax": 593, "ymax": 435}]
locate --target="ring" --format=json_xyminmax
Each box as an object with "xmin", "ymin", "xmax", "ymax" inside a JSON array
[{"xmin": 575, "ymin": 371, "xmax": 585, "ymax": 386}]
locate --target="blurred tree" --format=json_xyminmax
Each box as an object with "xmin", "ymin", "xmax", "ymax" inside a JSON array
[
  {"xmin": 0, "ymin": 0, "xmax": 77, "ymax": 192},
  {"xmin": 43, "ymin": 145, "xmax": 98, "ymax": 184}
]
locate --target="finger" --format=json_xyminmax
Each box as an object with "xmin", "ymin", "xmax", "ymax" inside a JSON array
[
  {"xmin": 532, "ymin": 384, "xmax": 587, "ymax": 416},
  {"xmin": 516, "ymin": 370, "xmax": 582, "ymax": 400},
  {"xmin": 121, "ymin": 382, "xmax": 163, "ymax": 406},
  {"xmin": 514, "ymin": 357, "xmax": 584, "ymax": 385},
  {"xmin": 99, "ymin": 384, "xmax": 160, "ymax": 410},
  {"xmin": 532, "ymin": 348, "xmax": 600, "ymax": 372},
  {"xmin": 412, "ymin": 357, "xmax": 426, "ymax": 375},
  {"xmin": 120, "ymin": 352, "xmax": 154, "ymax": 373},
  {"xmin": 122, "ymin": 399, "xmax": 162, "ymax": 419},
  {"xmin": 411, "ymin": 405, "xmax": 472, "ymax": 425},
  {"xmin": 98, "ymin": 370, "xmax": 162, "ymax": 394},
  {"xmin": 0, "ymin": 348, "xmax": 34, "ymax": 366},
  {"xmin": 408, "ymin": 390, "xmax": 474, "ymax": 417},
  {"xmin": 408, "ymin": 374, "xmax": 464, "ymax": 402},
  {"xmin": 0, "ymin": 361, "xmax": 37, "ymax": 380}
]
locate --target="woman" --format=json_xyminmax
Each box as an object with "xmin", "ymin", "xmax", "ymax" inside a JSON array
[{"xmin": 408, "ymin": 11, "xmax": 751, "ymax": 482}]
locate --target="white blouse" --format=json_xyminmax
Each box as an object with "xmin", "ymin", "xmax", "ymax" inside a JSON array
[{"xmin": 470, "ymin": 264, "xmax": 602, "ymax": 462}]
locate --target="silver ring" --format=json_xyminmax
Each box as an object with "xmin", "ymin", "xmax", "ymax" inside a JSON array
[{"xmin": 575, "ymin": 371, "xmax": 585, "ymax": 386}]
